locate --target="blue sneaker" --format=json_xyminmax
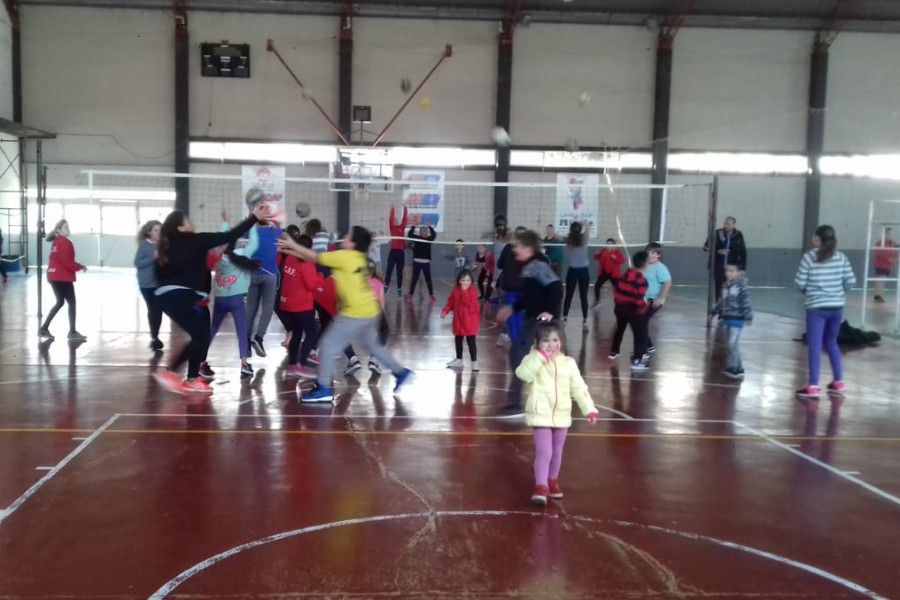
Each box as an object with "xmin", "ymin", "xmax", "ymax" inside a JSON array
[
  {"xmin": 301, "ymin": 384, "xmax": 334, "ymax": 403},
  {"xmin": 393, "ymin": 368, "xmax": 415, "ymax": 393}
]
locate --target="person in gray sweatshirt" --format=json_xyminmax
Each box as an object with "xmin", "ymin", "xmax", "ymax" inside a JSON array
[
  {"xmin": 710, "ymin": 264, "xmax": 753, "ymax": 379},
  {"xmin": 134, "ymin": 220, "xmax": 164, "ymax": 351}
]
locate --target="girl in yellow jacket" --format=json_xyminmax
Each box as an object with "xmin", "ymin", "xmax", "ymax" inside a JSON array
[{"xmin": 515, "ymin": 321, "xmax": 599, "ymax": 506}]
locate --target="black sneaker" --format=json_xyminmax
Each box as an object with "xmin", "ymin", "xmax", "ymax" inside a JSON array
[
  {"xmin": 38, "ymin": 327, "xmax": 54, "ymax": 341},
  {"xmin": 497, "ymin": 403, "xmax": 525, "ymax": 419},
  {"xmin": 722, "ymin": 367, "xmax": 744, "ymax": 380},
  {"xmin": 645, "ymin": 345, "xmax": 656, "ymax": 355},
  {"xmin": 874, "ymin": 295, "xmax": 885, "ymax": 303},
  {"xmin": 199, "ymin": 362, "xmax": 216, "ymax": 380},
  {"xmin": 67, "ymin": 331, "xmax": 87, "ymax": 342},
  {"xmin": 150, "ymin": 338, "xmax": 164, "ymax": 351},
  {"xmin": 251, "ymin": 336, "xmax": 266, "ymax": 357},
  {"xmin": 240, "ymin": 363, "xmax": 253, "ymax": 379},
  {"xmin": 631, "ymin": 358, "xmax": 650, "ymax": 371}
]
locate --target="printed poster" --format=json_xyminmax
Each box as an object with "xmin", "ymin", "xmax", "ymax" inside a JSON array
[
  {"xmin": 242, "ymin": 165, "xmax": 286, "ymax": 227},
  {"xmin": 402, "ymin": 170, "xmax": 445, "ymax": 232},
  {"xmin": 555, "ymin": 173, "xmax": 598, "ymax": 238}
]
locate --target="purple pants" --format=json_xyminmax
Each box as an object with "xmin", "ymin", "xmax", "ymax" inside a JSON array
[
  {"xmin": 533, "ymin": 427, "xmax": 568, "ymax": 486},
  {"xmin": 806, "ymin": 308, "xmax": 843, "ymax": 386},
  {"xmin": 210, "ymin": 294, "xmax": 249, "ymax": 359}
]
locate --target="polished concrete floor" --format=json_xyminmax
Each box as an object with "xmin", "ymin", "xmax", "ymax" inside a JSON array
[{"xmin": 0, "ymin": 270, "xmax": 898, "ymax": 598}]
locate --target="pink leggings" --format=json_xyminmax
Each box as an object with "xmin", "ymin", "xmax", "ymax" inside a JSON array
[{"xmin": 533, "ymin": 427, "xmax": 568, "ymax": 486}]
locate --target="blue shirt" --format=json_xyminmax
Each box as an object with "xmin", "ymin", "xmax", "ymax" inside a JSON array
[
  {"xmin": 644, "ymin": 262, "xmax": 671, "ymax": 300},
  {"xmin": 251, "ymin": 225, "xmax": 282, "ymax": 275}
]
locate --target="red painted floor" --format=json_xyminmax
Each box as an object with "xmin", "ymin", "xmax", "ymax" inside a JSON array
[{"xmin": 0, "ymin": 271, "xmax": 898, "ymax": 598}]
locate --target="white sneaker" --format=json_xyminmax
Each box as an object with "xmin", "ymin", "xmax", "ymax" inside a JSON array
[
  {"xmin": 471, "ymin": 361, "xmax": 480, "ymax": 372},
  {"xmin": 368, "ymin": 359, "xmax": 381, "ymax": 374},
  {"xmin": 446, "ymin": 358, "xmax": 463, "ymax": 369},
  {"xmin": 344, "ymin": 356, "xmax": 362, "ymax": 375}
]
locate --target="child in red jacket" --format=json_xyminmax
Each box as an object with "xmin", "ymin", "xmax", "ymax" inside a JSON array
[
  {"xmin": 441, "ymin": 270, "xmax": 481, "ymax": 371},
  {"xmin": 593, "ymin": 238, "xmax": 625, "ymax": 306},
  {"xmin": 40, "ymin": 219, "xmax": 87, "ymax": 342},
  {"xmin": 280, "ymin": 234, "xmax": 323, "ymax": 379}
]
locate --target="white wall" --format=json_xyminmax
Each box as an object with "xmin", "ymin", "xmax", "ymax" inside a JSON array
[
  {"xmin": 354, "ymin": 18, "xmax": 496, "ymax": 146},
  {"xmin": 190, "ymin": 12, "xmax": 338, "ymax": 142},
  {"xmin": 821, "ymin": 177, "xmax": 900, "ymax": 249},
  {"xmin": 20, "ymin": 6, "xmax": 173, "ymax": 166},
  {"xmin": 671, "ymin": 28, "xmax": 812, "ymax": 152},
  {"xmin": 825, "ymin": 33, "xmax": 900, "ymax": 153},
  {"xmin": 512, "ymin": 24, "xmax": 656, "ymax": 148}
]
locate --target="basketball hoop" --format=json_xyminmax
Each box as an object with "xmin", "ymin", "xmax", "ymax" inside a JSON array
[{"xmin": 354, "ymin": 183, "xmax": 370, "ymax": 202}]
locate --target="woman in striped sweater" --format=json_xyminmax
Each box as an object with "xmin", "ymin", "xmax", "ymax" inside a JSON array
[{"xmin": 794, "ymin": 225, "xmax": 857, "ymax": 399}]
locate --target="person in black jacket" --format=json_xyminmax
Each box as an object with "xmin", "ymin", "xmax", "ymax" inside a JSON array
[
  {"xmin": 704, "ymin": 216, "xmax": 747, "ymax": 301},
  {"xmin": 406, "ymin": 224, "xmax": 436, "ymax": 301},
  {"xmin": 153, "ymin": 206, "xmax": 264, "ymax": 394},
  {"xmin": 497, "ymin": 229, "xmax": 562, "ymax": 416}
]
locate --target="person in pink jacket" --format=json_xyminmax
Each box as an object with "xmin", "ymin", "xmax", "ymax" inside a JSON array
[
  {"xmin": 40, "ymin": 219, "xmax": 87, "ymax": 342},
  {"xmin": 441, "ymin": 270, "xmax": 481, "ymax": 371}
]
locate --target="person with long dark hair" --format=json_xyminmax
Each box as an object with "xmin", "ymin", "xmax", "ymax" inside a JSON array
[
  {"xmin": 208, "ymin": 212, "xmax": 261, "ymax": 379},
  {"xmin": 406, "ymin": 224, "xmax": 436, "ymax": 302},
  {"xmin": 153, "ymin": 206, "xmax": 263, "ymax": 394},
  {"xmin": 497, "ymin": 229, "xmax": 562, "ymax": 417},
  {"xmin": 704, "ymin": 216, "xmax": 747, "ymax": 301},
  {"xmin": 562, "ymin": 221, "xmax": 590, "ymax": 330},
  {"xmin": 39, "ymin": 219, "xmax": 87, "ymax": 342},
  {"xmin": 134, "ymin": 220, "xmax": 164, "ymax": 350},
  {"xmin": 794, "ymin": 225, "xmax": 856, "ymax": 399}
]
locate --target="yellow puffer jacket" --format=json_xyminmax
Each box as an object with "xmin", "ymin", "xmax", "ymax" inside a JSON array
[{"xmin": 515, "ymin": 349, "xmax": 597, "ymax": 428}]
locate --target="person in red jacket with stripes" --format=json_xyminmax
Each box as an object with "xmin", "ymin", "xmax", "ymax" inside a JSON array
[
  {"xmin": 610, "ymin": 251, "xmax": 650, "ymax": 369},
  {"xmin": 40, "ymin": 219, "xmax": 87, "ymax": 342},
  {"xmin": 441, "ymin": 270, "xmax": 481, "ymax": 371},
  {"xmin": 593, "ymin": 237, "xmax": 625, "ymax": 307},
  {"xmin": 280, "ymin": 234, "xmax": 323, "ymax": 379},
  {"xmin": 384, "ymin": 204, "xmax": 409, "ymax": 298}
]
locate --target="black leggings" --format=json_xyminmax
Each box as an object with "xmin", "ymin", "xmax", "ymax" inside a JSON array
[
  {"xmin": 140, "ymin": 287, "xmax": 163, "ymax": 340},
  {"xmin": 593, "ymin": 272, "xmax": 616, "ymax": 304},
  {"xmin": 43, "ymin": 281, "xmax": 76, "ymax": 332},
  {"xmin": 563, "ymin": 267, "xmax": 590, "ymax": 319},
  {"xmin": 611, "ymin": 304, "xmax": 649, "ymax": 360},
  {"xmin": 455, "ymin": 335, "xmax": 477, "ymax": 361},
  {"xmin": 477, "ymin": 269, "xmax": 493, "ymax": 298},
  {"xmin": 156, "ymin": 289, "xmax": 211, "ymax": 379},
  {"xmin": 385, "ymin": 248, "xmax": 405, "ymax": 290},
  {"xmin": 284, "ymin": 309, "xmax": 318, "ymax": 365},
  {"xmin": 410, "ymin": 261, "xmax": 434, "ymax": 296}
]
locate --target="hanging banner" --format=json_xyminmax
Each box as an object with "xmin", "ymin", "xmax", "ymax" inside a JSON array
[
  {"xmin": 402, "ymin": 170, "xmax": 445, "ymax": 232},
  {"xmin": 555, "ymin": 173, "xmax": 598, "ymax": 238},
  {"xmin": 242, "ymin": 165, "xmax": 286, "ymax": 227}
]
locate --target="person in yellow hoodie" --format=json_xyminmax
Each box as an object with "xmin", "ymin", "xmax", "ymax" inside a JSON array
[{"xmin": 515, "ymin": 321, "xmax": 599, "ymax": 506}]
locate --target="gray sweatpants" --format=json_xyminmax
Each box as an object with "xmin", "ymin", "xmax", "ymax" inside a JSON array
[
  {"xmin": 318, "ymin": 314, "xmax": 403, "ymax": 387},
  {"xmin": 246, "ymin": 270, "xmax": 277, "ymax": 339}
]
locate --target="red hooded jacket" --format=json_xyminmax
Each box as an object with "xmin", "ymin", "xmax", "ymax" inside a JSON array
[
  {"xmin": 280, "ymin": 256, "xmax": 321, "ymax": 312},
  {"xmin": 595, "ymin": 247, "xmax": 625, "ymax": 277},
  {"xmin": 389, "ymin": 206, "xmax": 409, "ymax": 251},
  {"xmin": 441, "ymin": 284, "xmax": 481, "ymax": 336},
  {"xmin": 47, "ymin": 236, "xmax": 85, "ymax": 283}
]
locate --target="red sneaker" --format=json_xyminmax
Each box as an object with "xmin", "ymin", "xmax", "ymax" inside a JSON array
[
  {"xmin": 181, "ymin": 378, "xmax": 214, "ymax": 394},
  {"xmin": 827, "ymin": 381, "xmax": 845, "ymax": 396},
  {"xmin": 548, "ymin": 479, "xmax": 564, "ymax": 499},
  {"xmin": 307, "ymin": 351, "xmax": 320, "ymax": 365},
  {"xmin": 153, "ymin": 370, "xmax": 183, "ymax": 393},
  {"xmin": 284, "ymin": 365, "xmax": 317, "ymax": 380},
  {"xmin": 531, "ymin": 485, "xmax": 549, "ymax": 506},
  {"xmin": 795, "ymin": 385, "xmax": 821, "ymax": 399}
]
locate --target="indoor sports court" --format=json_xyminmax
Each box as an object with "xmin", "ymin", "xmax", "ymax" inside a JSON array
[{"xmin": 1, "ymin": 1, "xmax": 900, "ymax": 598}]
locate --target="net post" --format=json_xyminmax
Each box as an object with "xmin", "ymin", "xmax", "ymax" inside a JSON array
[
  {"xmin": 706, "ymin": 176, "xmax": 719, "ymax": 322},
  {"xmin": 35, "ymin": 141, "xmax": 44, "ymax": 328},
  {"xmin": 658, "ymin": 185, "xmax": 668, "ymax": 244},
  {"xmin": 861, "ymin": 200, "xmax": 874, "ymax": 327}
]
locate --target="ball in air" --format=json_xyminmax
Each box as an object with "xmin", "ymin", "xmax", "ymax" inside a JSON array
[{"xmin": 295, "ymin": 202, "xmax": 311, "ymax": 219}]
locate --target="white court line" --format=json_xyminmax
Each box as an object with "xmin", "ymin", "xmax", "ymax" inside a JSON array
[
  {"xmin": 734, "ymin": 421, "xmax": 900, "ymax": 508},
  {"xmin": 0, "ymin": 414, "xmax": 119, "ymax": 526},
  {"xmin": 34, "ymin": 466, "xmax": 53, "ymax": 471},
  {"xmin": 71, "ymin": 437, "xmax": 87, "ymax": 441},
  {"xmin": 148, "ymin": 510, "xmax": 888, "ymax": 600}
]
